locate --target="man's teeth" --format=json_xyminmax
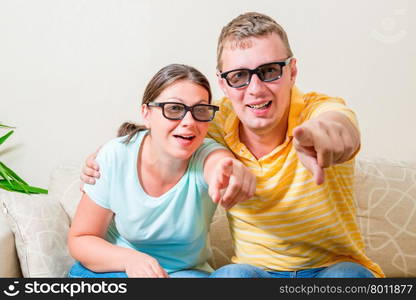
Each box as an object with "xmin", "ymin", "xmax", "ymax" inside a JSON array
[{"xmin": 248, "ymin": 101, "xmax": 271, "ymax": 109}]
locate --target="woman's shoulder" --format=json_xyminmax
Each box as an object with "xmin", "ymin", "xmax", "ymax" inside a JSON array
[
  {"xmin": 99, "ymin": 136, "xmax": 128, "ymax": 152},
  {"xmin": 191, "ymin": 137, "xmax": 227, "ymax": 160},
  {"xmin": 200, "ymin": 137, "xmax": 223, "ymax": 148}
]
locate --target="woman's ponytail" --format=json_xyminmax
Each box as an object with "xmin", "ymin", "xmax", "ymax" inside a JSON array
[{"xmin": 117, "ymin": 122, "xmax": 147, "ymax": 143}]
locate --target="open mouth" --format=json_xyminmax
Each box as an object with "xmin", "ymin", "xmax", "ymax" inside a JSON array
[
  {"xmin": 247, "ymin": 101, "xmax": 272, "ymax": 110},
  {"xmin": 173, "ymin": 135, "xmax": 196, "ymax": 140}
]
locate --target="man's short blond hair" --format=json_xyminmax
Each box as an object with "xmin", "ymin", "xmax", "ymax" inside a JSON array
[{"xmin": 217, "ymin": 12, "xmax": 293, "ymax": 71}]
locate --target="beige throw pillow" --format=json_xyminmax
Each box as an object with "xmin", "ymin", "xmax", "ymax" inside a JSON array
[{"xmin": 0, "ymin": 191, "xmax": 74, "ymax": 277}]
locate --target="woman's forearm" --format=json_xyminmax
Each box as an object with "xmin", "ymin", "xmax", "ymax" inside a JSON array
[{"xmin": 68, "ymin": 235, "xmax": 136, "ymax": 273}]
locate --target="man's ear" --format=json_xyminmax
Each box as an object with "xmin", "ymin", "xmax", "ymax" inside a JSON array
[
  {"xmin": 217, "ymin": 73, "xmax": 228, "ymax": 97},
  {"xmin": 141, "ymin": 104, "xmax": 151, "ymax": 128},
  {"xmin": 289, "ymin": 58, "xmax": 298, "ymax": 84}
]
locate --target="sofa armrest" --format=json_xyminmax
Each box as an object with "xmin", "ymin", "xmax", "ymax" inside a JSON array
[{"xmin": 0, "ymin": 205, "xmax": 21, "ymax": 277}]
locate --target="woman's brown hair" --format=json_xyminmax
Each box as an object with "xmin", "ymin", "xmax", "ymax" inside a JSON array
[{"xmin": 118, "ymin": 63, "xmax": 212, "ymax": 143}]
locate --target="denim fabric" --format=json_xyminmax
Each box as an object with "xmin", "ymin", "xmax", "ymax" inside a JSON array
[
  {"xmin": 68, "ymin": 262, "xmax": 128, "ymax": 278},
  {"xmin": 67, "ymin": 261, "xmax": 210, "ymax": 278},
  {"xmin": 209, "ymin": 262, "xmax": 375, "ymax": 278},
  {"xmin": 169, "ymin": 269, "xmax": 210, "ymax": 278}
]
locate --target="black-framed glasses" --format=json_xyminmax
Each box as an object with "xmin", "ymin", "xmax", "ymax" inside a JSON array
[
  {"xmin": 220, "ymin": 57, "xmax": 293, "ymax": 88},
  {"xmin": 147, "ymin": 102, "xmax": 219, "ymax": 122}
]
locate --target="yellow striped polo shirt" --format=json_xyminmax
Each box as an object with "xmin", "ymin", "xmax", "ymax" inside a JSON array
[{"xmin": 208, "ymin": 86, "xmax": 384, "ymax": 277}]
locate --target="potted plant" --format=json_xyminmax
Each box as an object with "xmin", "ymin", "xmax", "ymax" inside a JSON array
[{"xmin": 0, "ymin": 123, "xmax": 47, "ymax": 194}]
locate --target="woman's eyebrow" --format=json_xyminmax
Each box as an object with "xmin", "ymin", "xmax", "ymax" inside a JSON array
[
  {"xmin": 165, "ymin": 97, "xmax": 184, "ymax": 102},
  {"xmin": 165, "ymin": 97, "xmax": 209, "ymax": 104}
]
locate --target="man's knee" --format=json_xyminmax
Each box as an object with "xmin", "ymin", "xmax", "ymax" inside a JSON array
[{"xmin": 317, "ymin": 262, "xmax": 375, "ymax": 278}]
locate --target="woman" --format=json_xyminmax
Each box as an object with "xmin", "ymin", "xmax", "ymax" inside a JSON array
[{"xmin": 67, "ymin": 64, "xmax": 255, "ymax": 278}]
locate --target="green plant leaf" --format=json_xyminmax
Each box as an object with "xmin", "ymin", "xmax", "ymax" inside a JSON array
[
  {"xmin": 0, "ymin": 180, "xmax": 48, "ymax": 194},
  {"xmin": 0, "ymin": 130, "xmax": 13, "ymax": 147},
  {"xmin": 0, "ymin": 124, "xmax": 48, "ymax": 195},
  {"xmin": 0, "ymin": 161, "xmax": 28, "ymax": 185},
  {"xmin": 0, "ymin": 163, "xmax": 29, "ymax": 193},
  {"xmin": 9, "ymin": 178, "xmax": 29, "ymax": 193},
  {"xmin": 0, "ymin": 180, "xmax": 29, "ymax": 193},
  {"xmin": 0, "ymin": 163, "xmax": 14, "ymax": 185},
  {"xmin": 0, "ymin": 180, "xmax": 14, "ymax": 192},
  {"xmin": 0, "ymin": 124, "xmax": 15, "ymax": 129}
]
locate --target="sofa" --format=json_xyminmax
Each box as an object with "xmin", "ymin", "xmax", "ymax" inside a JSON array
[{"xmin": 1, "ymin": 157, "xmax": 415, "ymax": 278}]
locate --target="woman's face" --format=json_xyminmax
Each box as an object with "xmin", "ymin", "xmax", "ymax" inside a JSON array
[{"xmin": 142, "ymin": 80, "xmax": 210, "ymax": 161}]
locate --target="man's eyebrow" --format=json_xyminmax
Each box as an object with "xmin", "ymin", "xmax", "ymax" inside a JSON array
[{"xmin": 225, "ymin": 59, "xmax": 288, "ymax": 71}]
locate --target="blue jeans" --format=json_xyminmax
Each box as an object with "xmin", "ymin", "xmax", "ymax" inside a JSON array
[
  {"xmin": 68, "ymin": 261, "xmax": 211, "ymax": 278},
  {"xmin": 209, "ymin": 262, "xmax": 375, "ymax": 278}
]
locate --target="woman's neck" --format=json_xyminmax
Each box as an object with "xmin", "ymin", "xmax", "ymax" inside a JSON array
[{"xmin": 138, "ymin": 134, "xmax": 189, "ymax": 196}]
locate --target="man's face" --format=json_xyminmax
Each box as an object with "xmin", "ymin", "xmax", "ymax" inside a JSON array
[{"xmin": 218, "ymin": 33, "xmax": 297, "ymax": 136}]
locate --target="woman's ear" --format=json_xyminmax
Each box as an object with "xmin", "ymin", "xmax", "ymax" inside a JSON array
[{"xmin": 141, "ymin": 104, "xmax": 151, "ymax": 128}]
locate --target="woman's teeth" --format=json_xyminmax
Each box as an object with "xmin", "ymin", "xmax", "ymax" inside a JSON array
[
  {"xmin": 174, "ymin": 135, "xmax": 195, "ymax": 140},
  {"xmin": 248, "ymin": 101, "xmax": 271, "ymax": 109}
]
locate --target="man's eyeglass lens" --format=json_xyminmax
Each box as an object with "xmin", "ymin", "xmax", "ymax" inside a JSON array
[{"xmin": 221, "ymin": 58, "xmax": 292, "ymax": 88}]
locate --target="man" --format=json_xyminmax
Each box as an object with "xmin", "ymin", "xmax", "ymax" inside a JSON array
[{"xmin": 82, "ymin": 12, "xmax": 383, "ymax": 278}]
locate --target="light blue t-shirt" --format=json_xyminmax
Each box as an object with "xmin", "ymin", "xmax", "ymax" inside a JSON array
[{"xmin": 83, "ymin": 130, "xmax": 226, "ymax": 274}]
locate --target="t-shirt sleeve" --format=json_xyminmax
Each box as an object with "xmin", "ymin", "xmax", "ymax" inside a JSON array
[
  {"xmin": 83, "ymin": 142, "xmax": 116, "ymax": 210},
  {"xmin": 190, "ymin": 138, "xmax": 228, "ymax": 188},
  {"xmin": 207, "ymin": 97, "xmax": 231, "ymax": 147},
  {"xmin": 302, "ymin": 96, "xmax": 361, "ymax": 159},
  {"xmin": 305, "ymin": 97, "xmax": 360, "ymax": 130}
]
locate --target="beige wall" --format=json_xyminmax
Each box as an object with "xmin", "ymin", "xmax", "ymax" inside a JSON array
[{"xmin": 1, "ymin": 0, "xmax": 415, "ymax": 188}]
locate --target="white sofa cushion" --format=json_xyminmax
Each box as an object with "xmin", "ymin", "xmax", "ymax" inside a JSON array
[
  {"xmin": 47, "ymin": 164, "xmax": 83, "ymax": 220},
  {"xmin": 355, "ymin": 158, "xmax": 416, "ymax": 277}
]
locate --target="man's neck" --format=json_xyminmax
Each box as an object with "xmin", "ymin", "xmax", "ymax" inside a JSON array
[{"xmin": 239, "ymin": 120, "xmax": 288, "ymax": 160}]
